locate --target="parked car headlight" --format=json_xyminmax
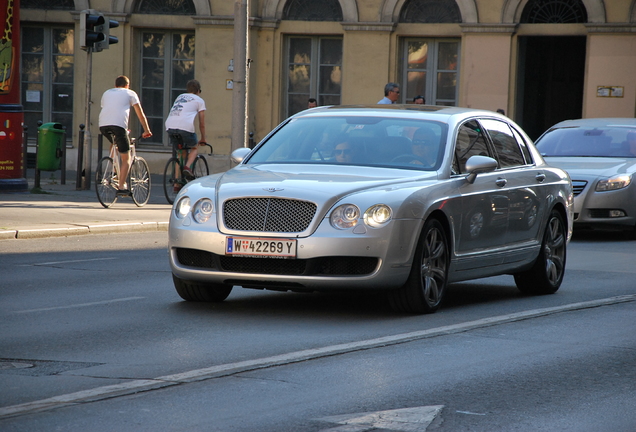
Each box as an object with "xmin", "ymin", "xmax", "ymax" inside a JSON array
[
  {"xmin": 175, "ymin": 197, "xmax": 191, "ymax": 219},
  {"xmin": 364, "ymin": 204, "xmax": 392, "ymax": 228},
  {"xmin": 330, "ymin": 204, "xmax": 360, "ymax": 229},
  {"xmin": 596, "ymin": 174, "xmax": 631, "ymax": 192},
  {"xmin": 193, "ymin": 198, "xmax": 214, "ymax": 223}
]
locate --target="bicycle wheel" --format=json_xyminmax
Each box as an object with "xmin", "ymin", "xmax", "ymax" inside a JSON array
[
  {"xmin": 163, "ymin": 157, "xmax": 181, "ymax": 205},
  {"xmin": 130, "ymin": 157, "xmax": 151, "ymax": 207},
  {"xmin": 192, "ymin": 155, "xmax": 209, "ymax": 178},
  {"xmin": 95, "ymin": 157, "xmax": 118, "ymax": 208}
]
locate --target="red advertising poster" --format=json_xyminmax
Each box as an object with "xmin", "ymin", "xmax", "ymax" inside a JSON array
[{"xmin": 0, "ymin": 0, "xmax": 27, "ymax": 190}]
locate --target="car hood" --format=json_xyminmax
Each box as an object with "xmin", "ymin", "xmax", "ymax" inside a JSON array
[
  {"xmin": 543, "ymin": 157, "xmax": 636, "ymax": 179},
  {"xmin": 197, "ymin": 164, "xmax": 439, "ymax": 207}
]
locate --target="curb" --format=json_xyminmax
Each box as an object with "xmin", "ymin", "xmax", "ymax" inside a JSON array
[{"xmin": 0, "ymin": 221, "xmax": 169, "ymax": 240}]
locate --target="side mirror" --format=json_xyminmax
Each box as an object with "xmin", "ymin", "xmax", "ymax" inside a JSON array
[
  {"xmin": 465, "ymin": 155, "xmax": 498, "ymax": 184},
  {"xmin": 231, "ymin": 147, "xmax": 252, "ymax": 164}
]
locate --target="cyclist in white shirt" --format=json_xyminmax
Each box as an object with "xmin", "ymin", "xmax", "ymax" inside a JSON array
[
  {"xmin": 165, "ymin": 79, "xmax": 206, "ymax": 181},
  {"xmin": 98, "ymin": 75, "xmax": 152, "ymax": 193}
]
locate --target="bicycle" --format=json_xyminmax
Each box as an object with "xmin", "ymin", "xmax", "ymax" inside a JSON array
[
  {"xmin": 163, "ymin": 133, "xmax": 213, "ymax": 204},
  {"xmin": 95, "ymin": 134, "xmax": 151, "ymax": 208}
]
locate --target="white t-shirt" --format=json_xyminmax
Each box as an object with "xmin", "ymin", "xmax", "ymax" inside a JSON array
[
  {"xmin": 165, "ymin": 93, "xmax": 206, "ymax": 133},
  {"xmin": 98, "ymin": 87, "xmax": 141, "ymax": 129}
]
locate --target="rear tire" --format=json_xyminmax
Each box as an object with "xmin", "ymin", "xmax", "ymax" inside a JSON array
[
  {"xmin": 95, "ymin": 157, "xmax": 118, "ymax": 208},
  {"xmin": 163, "ymin": 157, "xmax": 180, "ymax": 205},
  {"xmin": 192, "ymin": 156, "xmax": 209, "ymax": 178},
  {"xmin": 388, "ymin": 218, "xmax": 449, "ymax": 314},
  {"xmin": 172, "ymin": 274, "xmax": 232, "ymax": 302},
  {"xmin": 130, "ymin": 157, "xmax": 151, "ymax": 207},
  {"xmin": 514, "ymin": 209, "xmax": 566, "ymax": 294}
]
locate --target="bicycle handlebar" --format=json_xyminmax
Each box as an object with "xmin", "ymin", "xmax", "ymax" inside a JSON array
[{"xmin": 198, "ymin": 142, "xmax": 214, "ymax": 153}]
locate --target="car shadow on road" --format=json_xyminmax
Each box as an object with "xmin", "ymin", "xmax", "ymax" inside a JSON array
[{"xmin": 169, "ymin": 277, "xmax": 525, "ymax": 319}]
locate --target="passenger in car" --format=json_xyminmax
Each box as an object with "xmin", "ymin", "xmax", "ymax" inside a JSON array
[{"xmin": 410, "ymin": 126, "xmax": 439, "ymax": 166}]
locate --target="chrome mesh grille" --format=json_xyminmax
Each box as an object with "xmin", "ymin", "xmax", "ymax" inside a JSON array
[
  {"xmin": 571, "ymin": 180, "xmax": 587, "ymax": 196},
  {"xmin": 223, "ymin": 198, "xmax": 317, "ymax": 232}
]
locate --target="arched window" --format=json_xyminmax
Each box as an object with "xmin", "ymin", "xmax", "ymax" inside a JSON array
[
  {"xmin": 21, "ymin": 0, "xmax": 74, "ymax": 9},
  {"xmin": 400, "ymin": 0, "xmax": 462, "ymax": 23},
  {"xmin": 135, "ymin": 0, "xmax": 196, "ymax": 15},
  {"xmin": 521, "ymin": 0, "xmax": 587, "ymax": 23},
  {"xmin": 283, "ymin": 0, "xmax": 343, "ymax": 21}
]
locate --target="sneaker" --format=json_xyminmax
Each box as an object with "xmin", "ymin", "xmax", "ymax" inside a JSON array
[
  {"xmin": 116, "ymin": 189, "xmax": 131, "ymax": 196},
  {"xmin": 173, "ymin": 183, "xmax": 183, "ymax": 193},
  {"xmin": 182, "ymin": 166, "xmax": 195, "ymax": 181}
]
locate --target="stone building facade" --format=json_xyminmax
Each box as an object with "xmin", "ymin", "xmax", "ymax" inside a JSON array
[{"xmin": 20, "ymin": 0, "xmax": 636, "ymax": 174}]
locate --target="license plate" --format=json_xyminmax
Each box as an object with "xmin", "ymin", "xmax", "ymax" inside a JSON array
[{"xmin": 226, "ymin": 237, "xmax": 297, "ymax": 258}]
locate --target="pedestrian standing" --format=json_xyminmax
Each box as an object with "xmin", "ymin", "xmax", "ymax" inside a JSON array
[{"xmin": 378, "ymin": 83, "xmax": 400, "ymax": 104}]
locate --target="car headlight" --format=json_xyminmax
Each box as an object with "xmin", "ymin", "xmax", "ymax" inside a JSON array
[
  {"xmin": 364, "ymin": 204, "xmax": 392, "ymax": 228},
  {"xmin": 175, "ymin": 197, "xmax": 191, "ymax": 219},
  {"xmin": 596, "ymin": 174, "xmax": 631, "ymax": 192},
  {"xmin": 330, "ymin": 204, "xmax": 360, "ymax": 229},
  {"xmin": 192, "ymin": 198, "xmax": 214, "ymax": 223}
]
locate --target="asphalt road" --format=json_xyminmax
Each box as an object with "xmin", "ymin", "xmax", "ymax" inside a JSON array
[{"xmin": 1, "ymin": 230, "xmax": 635, "ymax": 431}]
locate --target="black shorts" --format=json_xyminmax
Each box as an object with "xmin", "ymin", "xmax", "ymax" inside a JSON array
[{"xmin": 100, "ymin": 126, "xmax": 130, "ymax": 153}]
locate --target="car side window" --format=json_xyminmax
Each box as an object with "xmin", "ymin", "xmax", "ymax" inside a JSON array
[
  {"xmin": 480, "ymin": 119, "xmax": 525, "ymax": 168},
  {"xmin": 453, "ymin": 120, "xmax": 491, "ymax": 174},
  {"xmin": 510, "ymin": 126, "xmax": 533, "ymax": 164}
]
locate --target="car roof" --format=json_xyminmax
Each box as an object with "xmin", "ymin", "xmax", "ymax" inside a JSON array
[
  {"xmin": 298, "ymin": 104, "xmax": 507, "ymax": 122},
  {"xmin": 548, "ymin": 118, "xmax": 636, "ymax": 129}
]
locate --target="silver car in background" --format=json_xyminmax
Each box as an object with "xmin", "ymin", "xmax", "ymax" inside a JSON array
[
  {"xmin": 534, "ymin": 118, "xmax": 636, "ymax": 236},
  {"xmin": 168, "ymin": 106, "xmax": 573, "ymax": 314}
]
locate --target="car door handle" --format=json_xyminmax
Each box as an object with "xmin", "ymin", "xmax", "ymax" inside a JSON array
[
  {"xmin": 536, "ymin": 173, "xmax": 546, "ymax": 183},
  {"xmin": 495, "ymin": 177, "xmax": 507, "ymax": 187}
]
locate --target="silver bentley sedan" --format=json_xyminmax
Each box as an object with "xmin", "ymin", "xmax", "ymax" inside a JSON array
[
  {"xmin": 168, "ymin": 105, "xmax": 573, "ymax": 314},
  {"xmin": 534, "ymin": 118, "xmax": 636, "ymax": 236}
]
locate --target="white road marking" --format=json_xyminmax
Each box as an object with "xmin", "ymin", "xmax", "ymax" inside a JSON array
[
  {"xmin": 0, "ymin": 295, "xmax": 634, "ymax": 419},
  {"xmin": 19, "ymin": 257, "xmax": 118, "ymax": 266},
  {"xmin": 14, "ymin": 297, "xmax": 145, "ymax": 314},
  {"xmin": 318, "ymin": 406, "xmax": 444, "ymax": 432}
]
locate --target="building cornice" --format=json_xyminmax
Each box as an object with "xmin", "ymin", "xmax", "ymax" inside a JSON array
[
  {"xmin": 460, "ymin": 23, "xmax": 518, "ymax": 34},
  {"xmin": 341, "ymin": 22, "xmax": 396, "ymax": 32},
  {"xmin": 585, "ymin": 23, "xmax": 636, "ymax": 34}
]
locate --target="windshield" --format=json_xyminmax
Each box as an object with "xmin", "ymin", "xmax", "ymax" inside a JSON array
[
  {"xmin": 247, "ymin": 116, "xmax": 448, "ymax": 170},
  {"xmin": 535, "ymin": 126, "xmax": 636, "ymax": 157}
]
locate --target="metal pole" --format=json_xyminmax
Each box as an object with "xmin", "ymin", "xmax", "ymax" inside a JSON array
[
  {"xmin": 61, "ymin": 126, "xmax": 66, "ymax": 184},
  {"xmin": 231, "ymin": 0, "xmax": 249, "ymax": 154},
  {"xmin": 76, "ymin": 124, "xmax": 85, "ymax": 190},
  {"xmin": 83, "ymin": 47, "xmax": 93, "ymax": 189},
  {"xmin": 22, "ymin": 124, "xmax": 28, "ymax": 179}
]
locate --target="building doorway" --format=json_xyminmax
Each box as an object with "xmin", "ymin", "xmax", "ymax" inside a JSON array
[{"xmin": 515, "ymin": 36, "xmax": 586, "ymax": 140}]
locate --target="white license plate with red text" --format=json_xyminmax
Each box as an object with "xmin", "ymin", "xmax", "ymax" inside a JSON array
[{"xmin": 226, "ymin": 237, "xmax": 297, "ymax": 258}]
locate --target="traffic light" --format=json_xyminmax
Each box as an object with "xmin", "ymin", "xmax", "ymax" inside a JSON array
[{"xmin": 80, "ymin": 10, "xmax": 119, "ymax": 52}]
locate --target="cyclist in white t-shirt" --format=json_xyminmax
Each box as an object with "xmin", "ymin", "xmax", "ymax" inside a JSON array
[
  {"xmin": 165, "ymin": 79, "xmax": 206, "ymax": 181},
  {"xmin": 98, "ymin": 75, "xmax": 152, "ymax": 193}
]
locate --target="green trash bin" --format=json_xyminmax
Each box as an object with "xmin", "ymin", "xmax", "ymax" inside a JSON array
[{"xmin": 37, "ymin": 122, "xmax": 65, "ymax": 171}]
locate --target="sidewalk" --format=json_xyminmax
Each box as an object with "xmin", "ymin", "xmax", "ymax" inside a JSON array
[{"xmin": 0, "ymin": 171, "xmax": 172, "ymax": 240}]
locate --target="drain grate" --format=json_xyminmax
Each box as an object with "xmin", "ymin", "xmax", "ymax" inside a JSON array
[{"xmin": 0, "ymin": 358, "xmax": 103, "ymax": 377}]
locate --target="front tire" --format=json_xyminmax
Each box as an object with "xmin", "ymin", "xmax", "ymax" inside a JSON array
[
  {"xmin": 389, "ymin": 218, "xmax": 449, "ymax": 314},
  {"xmin": 130, "ymin": 157, "xmax": 151, "ymax": 207},
  {"xmin": 172, "ymin": 274, "xmax": 233, "ymax": 302},
  {"xmin": 514, "ymin": 209, "xmax": 566, "ymax": 294},
  {"xmin": 192, "ymin": 156, "xmax": 209, "ymax": 178}
]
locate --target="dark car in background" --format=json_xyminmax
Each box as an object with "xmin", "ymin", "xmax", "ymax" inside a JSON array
[
  {"xmin": 534, "ymin": 118, "xmax": 636, "ymax": 236},
  {"xmin": 168, "ymin": 105, "xmax": 573, "ymax": 314}
]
